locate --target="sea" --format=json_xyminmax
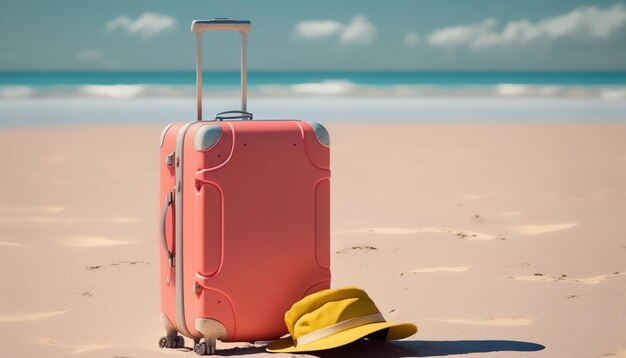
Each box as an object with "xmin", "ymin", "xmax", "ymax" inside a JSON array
[{"xmin": 1, "ymin": 71, "xmax": 625, "ymax": 126}]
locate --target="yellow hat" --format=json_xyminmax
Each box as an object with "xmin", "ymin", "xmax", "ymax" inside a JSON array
[{"xmin": 266, "ymin": 287, "xmax": 417, "ymax": 353}]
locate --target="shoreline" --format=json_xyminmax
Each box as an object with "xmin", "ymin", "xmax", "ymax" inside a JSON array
[{"xmin": 2, "ymin": 96, "xmax": 626, "ymax": 127}]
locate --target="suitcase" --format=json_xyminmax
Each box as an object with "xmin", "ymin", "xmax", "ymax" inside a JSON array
[{"xmin": 158, "ymin": 19, "xmax": 331, "ymax": 355}]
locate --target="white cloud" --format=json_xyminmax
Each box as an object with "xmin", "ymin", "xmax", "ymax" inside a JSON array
[
  {"xmin": 428, "ymin": 19, "xmax": 496, "ymax": 48},
  {"xmin": 293, "ymin": 15, "xmax": 376, "ymax": 45},
  {"xmin": 339, "ymin": 16, "xmax": 376, "ymax": 44},
  {"xmin": 106, "ymin": 12, "xmax": 176, "ymax": 38},
  {"xmin": 404, "ymin": 32, "xmax": 420, "ymax": 47},
  {"xmin": 293, "ymin": 20, "xmax": 344, "ymax": 39},
  {"xmin": 428, "ymin": 4, "xmax": 626, "ymax": 49}
]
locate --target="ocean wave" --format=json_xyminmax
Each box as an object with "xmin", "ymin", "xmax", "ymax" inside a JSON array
[
  {"xmin": 291, "ymin": 80, "xmax": 357, "ymax": 95},
  {"xmin": 78, "ymin": 85, "xmax": 147, "ymax": 99},
  {"xmin": 0, "ymin": 86, "xmax": 37, "ymax": 99},
  {"xmin": 1, "ymin": 82, "xmax": 626, "ymax": 100}
]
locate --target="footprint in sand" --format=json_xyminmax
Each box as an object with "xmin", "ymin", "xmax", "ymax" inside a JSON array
[
  {"xmin": 336, "ymin": 227, "xmax": 500, "ymax": 240},
  {"xmin": 64, "ymin": 236, "xmax": 134, "ymax": 248},
  {"xmin": 602, "ymin": 350, "xmax": 626, "ymax": 358},
  {"xmin": 36, "ymin": 337, "xmax": 108, "ymax": 354},
  {"xmin": 429, "ymin": 315, "xmax": 532, "ymax": 327},
  {"xmin": 510, "ymin": 271, "xmax": 625, "ymax": 285},
  {"xmin": 92, "ymin": 261, "xmax": 149, "ymax": 268},
  {"xmin": 0, "ymin": 310, "xmax": 66, "ymax": 322},
  {"xmin": 336, "ymin": 246, "xmax": 378, "ymax": 255}
]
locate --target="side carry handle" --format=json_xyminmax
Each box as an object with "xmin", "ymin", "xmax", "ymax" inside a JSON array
[
  {"xmin": 161, "ymin": 191, "xmax": 174, "ymax": 266},
  {"xmin": 191, "ymin": 18, "xmax": 251, "ymax": 121}
]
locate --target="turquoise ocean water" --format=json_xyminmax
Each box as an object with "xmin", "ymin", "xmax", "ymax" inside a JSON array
[
  {"xmin": 1, "ymin": 71, "xmax": 625, "ymax": 125},
  {"xmin": 2, "ymin": 71, "xmax": 626, "ymax": 86}
]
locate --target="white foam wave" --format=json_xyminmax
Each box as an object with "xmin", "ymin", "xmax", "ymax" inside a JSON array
[
  {"xmin": 1, "ymin": 83, "xmax": 625, "ymax": 100},
  {"xmin": 497, "ymin": 84, "xmax": 530, "ymax": 96},
  {"xmin": 601, "ymin": 88, "xmax": 626, "ymax": 100},
  {"xmin": 0, "ymin": 86, "xmax": 36, "ymax": 99},
  {"xmin": 292, "ymin": 80, "xmax": 357, "ymax": 95},
  {"xmin": 78, "ymin": 84, "xmax": 146, "ymax": 99}
]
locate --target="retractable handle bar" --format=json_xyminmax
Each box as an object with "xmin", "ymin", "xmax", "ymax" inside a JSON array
[{"xmin": 191, "ymin": 19, "xmax": 252, "ymax": 121}]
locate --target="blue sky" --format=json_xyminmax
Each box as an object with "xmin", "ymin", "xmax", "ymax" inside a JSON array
[{"xmin": 1, "ymin": 0, "xmax": 625, "ymax": 71}]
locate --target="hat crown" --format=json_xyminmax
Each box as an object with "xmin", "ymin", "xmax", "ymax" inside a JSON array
[
  {"xmin": 267, "ymin": 286, "xmax": 418, "ymax": 353},
  {"xmin": 285, "ymin": 287, "xmax": 380, "ymax": 339}
]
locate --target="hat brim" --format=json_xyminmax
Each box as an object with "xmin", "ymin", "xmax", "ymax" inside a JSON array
[{"xmin": 266, "ymin": 321, "xmax": 417, "ymax": 353}]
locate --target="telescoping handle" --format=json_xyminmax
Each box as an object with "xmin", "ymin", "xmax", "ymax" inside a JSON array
[{"xmin": 191, "ymin": 19, "xmax": 252, "ymax": 121}]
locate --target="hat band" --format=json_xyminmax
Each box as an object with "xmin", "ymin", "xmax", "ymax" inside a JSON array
[{"xmin": 294, "ymin": 312, "xmax": 385, "ymax": 347}]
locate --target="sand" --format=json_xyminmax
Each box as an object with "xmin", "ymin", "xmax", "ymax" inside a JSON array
[{"xmin": 0, "ymin": 122, "xmax": 625, "ymax": 357}]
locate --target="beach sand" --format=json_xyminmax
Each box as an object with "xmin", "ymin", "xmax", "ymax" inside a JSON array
[{"xmin": 0, "ymin": 122, "xmax": 625, "ymax": 357}]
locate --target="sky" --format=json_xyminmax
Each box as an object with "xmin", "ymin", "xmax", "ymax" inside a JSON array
[{"xmin": 1, "ymin": 0, "xmax": 626, "ymax": 71}]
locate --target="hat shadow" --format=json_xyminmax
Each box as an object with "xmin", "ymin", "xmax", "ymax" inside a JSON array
[{"xmin": 310, "ymin": 339, "xmax": 545, "ymax": 357}]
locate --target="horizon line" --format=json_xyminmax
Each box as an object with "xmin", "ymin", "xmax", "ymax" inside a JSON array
[{"xmin": 2, "ymin": 69, "xmax": 626, "ymax": 74}]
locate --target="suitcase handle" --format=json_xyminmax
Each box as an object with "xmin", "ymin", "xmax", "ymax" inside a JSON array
[
  {"xmin": 191, "ymin": 19, "xmax": 251, "ymax": 121},
  {"xmin": 214, "ymin": 110, "xmax": 253, "ymax": 121},
  {"xmin": 161, "ymin": 191, "xmax": 174, "ymax": 266}
]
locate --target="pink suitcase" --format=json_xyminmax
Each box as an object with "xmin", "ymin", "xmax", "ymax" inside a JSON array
[{"xmin": 158, "ymin": 19, "xmax": 331, "ymax": 355}]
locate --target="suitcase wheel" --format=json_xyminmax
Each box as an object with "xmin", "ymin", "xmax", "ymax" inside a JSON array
[
  {"xmin": 194, "ymin": 342, "xmax": 206, "ymax": 355},
  {"xmin": 158, "ymin": 335, "xmax": 185, "ymax": 349},
  {"xmin": 194, "ymin": 341, "xmax": 216, "ymax": 355}
]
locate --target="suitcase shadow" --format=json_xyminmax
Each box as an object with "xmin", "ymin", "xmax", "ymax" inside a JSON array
[
  {"xmin": 310, "ymin": 339, "xmax": 545, "ymax": 357},
  {"xmin": 208, "ymin": 346, "xmax": 267, "ymax": 356},
  {"xmin": 197, "ymin": 338, "xmax": 545, "ymax": 356}
]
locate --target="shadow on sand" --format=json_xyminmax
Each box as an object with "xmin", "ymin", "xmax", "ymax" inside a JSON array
[
  {"xmin": 311, "ymin": 339, "xmax": 545, "ymax": 357},
  {"xmin": 182, "ymin": 339, "xmax": 545, "ymax": 356},
  {"xmin": 214, "ymin": 346, "xmax": 267, "ymax": 356}
]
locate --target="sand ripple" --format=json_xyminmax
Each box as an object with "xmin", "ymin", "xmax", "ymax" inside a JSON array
[
  {"xmin": 500, "ymin": 211, "xmax": 522, "ymax": 217},
  {"xmin": 0, "ymin": 206, "xmax": 66, "ymax": 214},
  {"xmin": 0, "ymin": 217, "xmax": 138, "ymax": 223},
  {"xmin": 36, "ymin": 337, "xmax": 108, "ymax": 354},
  {"xmin": 432, "ymin": 315, "xmax": 532, "ymax": 326},
  {"xmin": 0, "ymin": 310, "xmax": 66, "ymax": 322},
  {"xmin": 64, "ymin": 236, "xmax": 134, "ymax": 248},
  {"xmin": 510, "ymin": 271, "xmax": 625, "ymax": 285},
  {"xmin": 411, "ymin": 266, "xmax": 470, "ymax": 273},
  {"xmin": 337, "ymin": 227, "xmax": 498, "ymax": 240},
  {"xmin": 511, "ymin": 223, "xmax": 579, "ymax": 235}
]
